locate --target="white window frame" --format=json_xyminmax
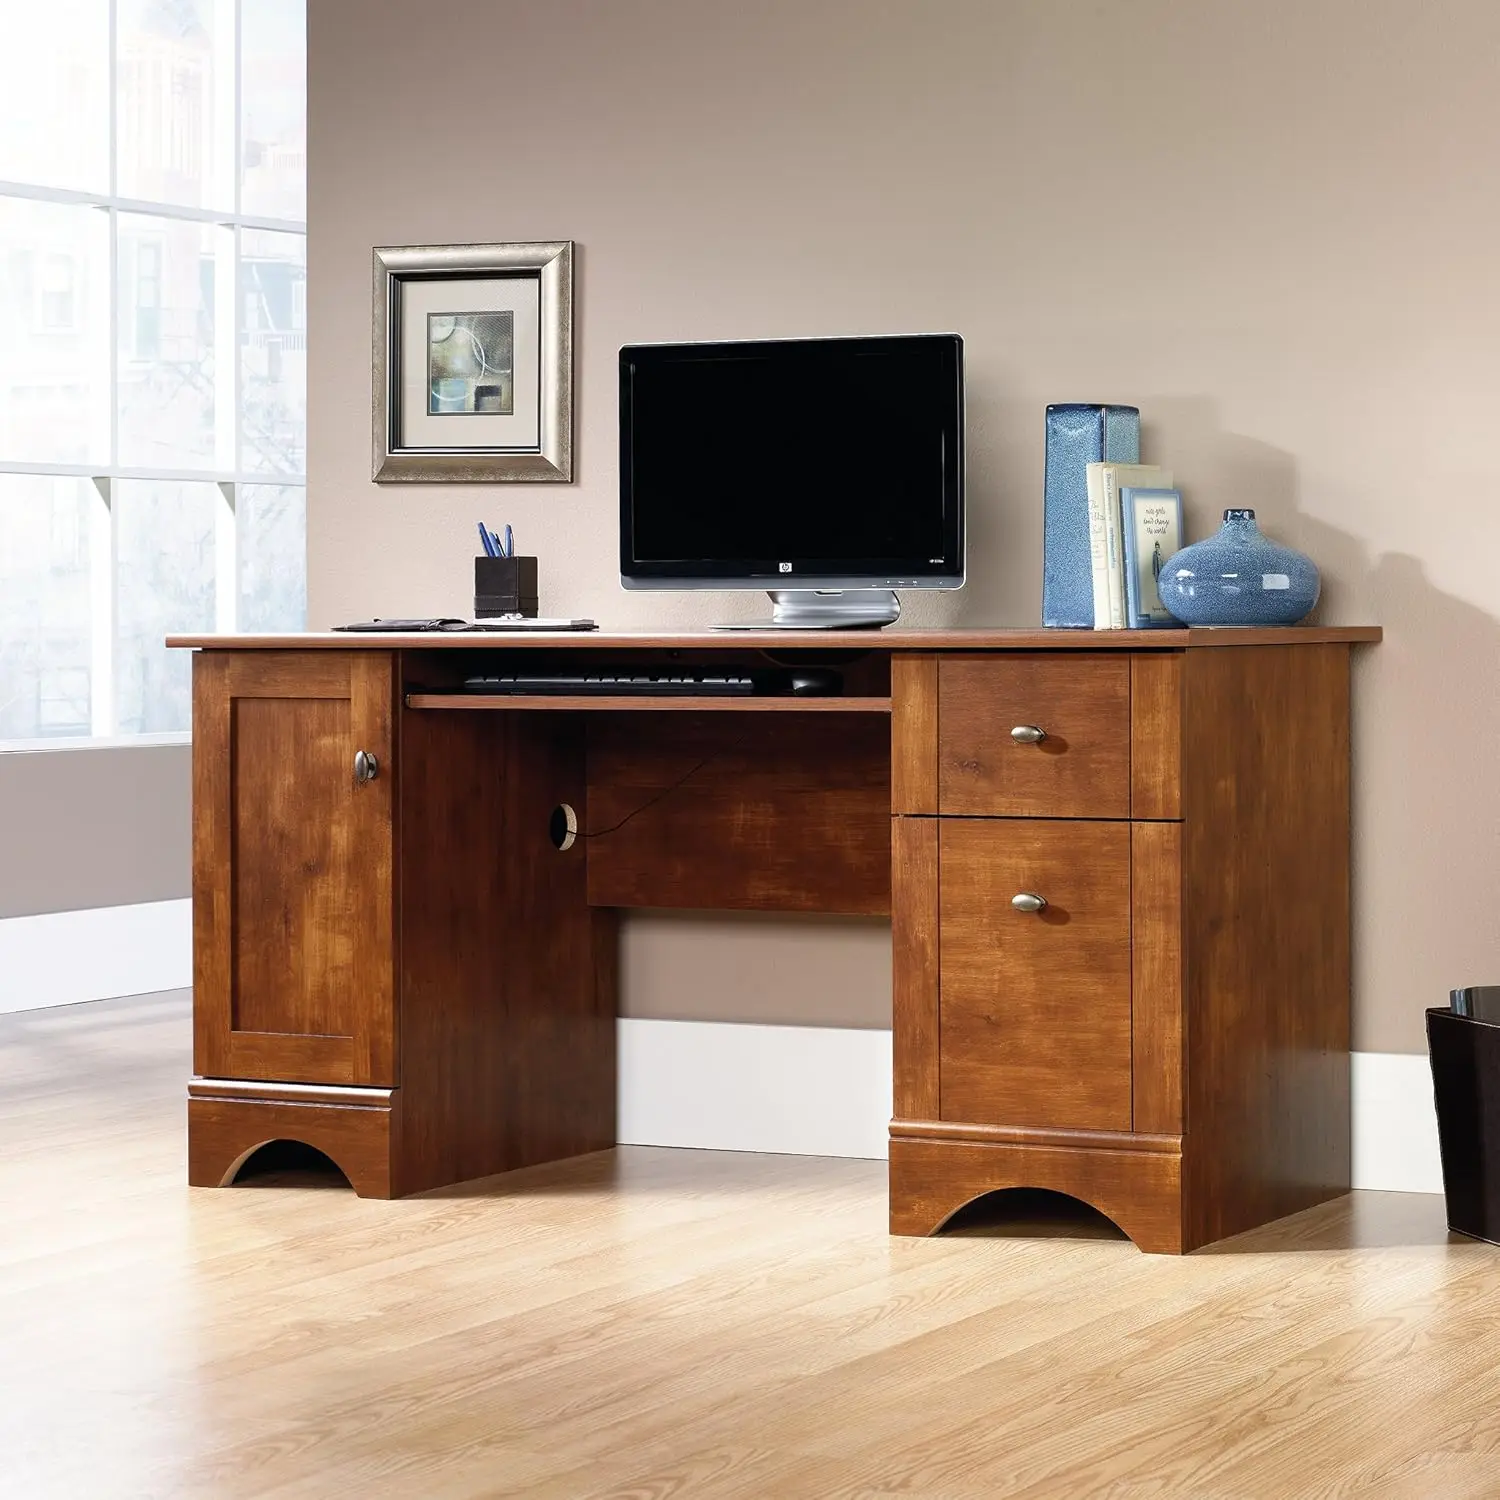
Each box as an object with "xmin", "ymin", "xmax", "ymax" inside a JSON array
[{"xmin": 0, "ymin": 0, "xmax": 306, "ymax": 748}]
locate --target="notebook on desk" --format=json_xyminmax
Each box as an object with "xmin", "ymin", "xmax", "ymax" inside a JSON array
[{"xmin": 332, "ymin": 617, "xmax": 597, "ymax": 633}]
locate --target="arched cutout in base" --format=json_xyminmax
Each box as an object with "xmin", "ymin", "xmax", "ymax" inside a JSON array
[
  {"xmin": 935, "ymin": 1186, "xmax": 1130, "ymax": 1242},
  {"xmin": 192, "ymin": 1125, "xmax": 391, "ymax": 1198},
  {"xmin": 188, "ymin": 1090, "xmax": 397, "ymax": 1197},
  {"xmin": 228, "ymin": 1139, "xmax": 352, "ymax": 1189},
  {"xmin": 888, "ymin": 1135, "xmax": 1185, "ymax": 1252}
]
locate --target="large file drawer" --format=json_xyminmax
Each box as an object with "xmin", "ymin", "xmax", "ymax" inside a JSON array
[{"xmin": 938, "ymin": 817, "xmax": 1133, "ymax": 1132}]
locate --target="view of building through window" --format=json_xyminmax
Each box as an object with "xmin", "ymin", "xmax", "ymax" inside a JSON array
[{"xmin": 0, "ymin": 0, "xmax": 307, "ymax": 742}]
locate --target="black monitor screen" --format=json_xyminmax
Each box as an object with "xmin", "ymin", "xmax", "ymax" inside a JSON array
[{"xmin": 620, "ymin": 334, "xmax": 963, "ymax": 582}]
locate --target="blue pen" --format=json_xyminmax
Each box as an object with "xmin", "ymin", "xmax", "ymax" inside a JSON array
[
  {"xmin": 478, "ymin": 521, "xmax": 498, "ymax": 558},
  {"xmin": 503, "ymin": 523, "xmax": 514, "ymax": 559}
]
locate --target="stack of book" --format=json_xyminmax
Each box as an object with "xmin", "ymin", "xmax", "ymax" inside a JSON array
[{"xmin": 1085, "ymin": 461, "xmax": 1183, "ymax": 629}]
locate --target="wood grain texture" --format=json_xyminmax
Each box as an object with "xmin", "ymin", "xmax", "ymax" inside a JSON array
[
  {"xmin": 15, "ymin": 993, "xmax": 1488, "ymax": 1500},
  {"xmin": 188, "ymin": 1078, "xmax": 396, "ymax": 1108},
  {"xmin": 938, "ymin": 654, "xmax": 1131, "ymax": 817},
  {"xmin": 890, "ymin": 1120, "xmax": 1181, "ymax": 1154},
  {"xmin": 1181, "ymin": 643, "xmax": 1353, "ymax": 1250},
  {"xmin": 348, "ymin": 654, "xmax": 399, "ymax": 1082},
  {"xmin": 586, "ymin": 713, "xmax": 891, "ymax": 914},
  {"xmin": 187, "ymin": 1092, "xmax": 396, "ymax": 1197},
  {"xmin": 191, "ymin": 652, "xmax": 232, "ymax": 1082},
  {"xmin": 406, "ymin": 693, "xmax": 891, "ymax": 713},
  {"xmin": 192, "ymin": 650, "xmax": 396, "ymax": 1087},
  {"xmin": 168, "ymin": 624, "xmax": 1384, "ymax": 651},
  {"xmin": 938, "ymin": 819, "xmax": 1132, "ymax": 1132},
  {"xmin": 1130, "ymin": 650, "xmax": 1182, "ymax": 819},
  {"xmin": 203, "ymin": 1030, "xmax": 357, "ymax": 1085},
  {"xmin": 395, "ymin": 704, "xmax": 616, "ymax": 1195},
  {"xmin": 889, "ymin": 1136, "xmax": 1184, "ymax": 1253},
  {"xmin": 1132, "ymin": 820, "xmax": 1184, "ymax": 1134},
  {"xmin": 891, "ymin": 816, "xmax": 939, "ymax": 1120},
  {"xmin": 230, "ymin": 694, "xmax": 356, "ymax": 1038},
  {"xmin": 890, "ymin": 653, "xmax": 938, "ymax": 814},
  {"xmin": 200, "ymin": 650, "xmax": 353, "ymax": 695}
]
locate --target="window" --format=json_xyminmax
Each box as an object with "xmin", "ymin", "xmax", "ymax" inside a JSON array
[
  {"xmin": 132, "ymin": 241, "xmax": 164, "ymax": 358},
  {"xmin": 40, "ymin": 254, "xmax": 79, "ymax": 330},
  {"xmin": 0, "ymin": 0, "xmax": 306, "ymax": 745}
]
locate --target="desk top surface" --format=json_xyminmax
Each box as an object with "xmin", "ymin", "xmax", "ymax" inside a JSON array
[{"xmin": 168, "ymin": 625, "xmax": 1382, "ymax": 651}]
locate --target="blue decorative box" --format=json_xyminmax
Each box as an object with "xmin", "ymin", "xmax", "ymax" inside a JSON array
[{"xmin": 1042, "ymin": 404, "xmax": 1140, "ymax": 628}]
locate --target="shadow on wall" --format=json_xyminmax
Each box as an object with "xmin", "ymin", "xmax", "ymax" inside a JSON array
[
  {"xmin": 1146, "ymin": 395, "xmax": 1500, "ymax": 1052},
  {"xmin": 1345, "ymin": 546, "xmax": 1500, "ymax": 1048},
  {"xmin": 1141, "ymin": 398, "xmax": 1309, "ymax": 583},
  {"xmin": 951, "ymin": 364, "xmax": 1033, "ymax": 626}
]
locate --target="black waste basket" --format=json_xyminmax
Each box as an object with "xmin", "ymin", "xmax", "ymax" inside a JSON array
[{"xmin": 1426, "ymin": 1006, "xmax": 1500, "ymax": 1246}]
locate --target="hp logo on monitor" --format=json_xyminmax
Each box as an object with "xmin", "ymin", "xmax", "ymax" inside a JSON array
[{"xmin": 779, "ymin": 561, "xmax": 792, "ymax": 573}]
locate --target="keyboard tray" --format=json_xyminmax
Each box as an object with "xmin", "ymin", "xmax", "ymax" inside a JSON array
[{"xmin": 460, "ymin": 667, "xmax": 840, "ymax": 697}]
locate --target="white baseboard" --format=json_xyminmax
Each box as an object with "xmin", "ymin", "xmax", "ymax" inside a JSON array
[
  {"xmin": 1, "ymin": 909, "xmax": 1445, "ymax": 1197},
  {"xmin": 1351, "ymin": 1050, "xmax": 1443, "ymax": 1194},
  {"xmin": 0, "ymin": 898, "xmax": 192, "ymax": 1014},
  {"xmin": 619, "ymin": 1019, "xmax": 1445, "ymax": 1194},
  {"xmin": 618, "ymin": 1018, "xmax": 893, "ymax": 1159}
]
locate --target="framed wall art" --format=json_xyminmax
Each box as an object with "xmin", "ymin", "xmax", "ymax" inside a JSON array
[{"xmin": 372, "ymin": 240, "xmax": 573, "ymax": 482}]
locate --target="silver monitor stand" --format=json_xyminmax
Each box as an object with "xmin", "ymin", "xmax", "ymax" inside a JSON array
[{"xmin": 715, "ymin": 589, "xmax": 902, "ymax": 631}]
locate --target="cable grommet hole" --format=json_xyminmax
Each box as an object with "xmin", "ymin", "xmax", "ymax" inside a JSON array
[{"xmin": 549, "ymin": 803, "xmax": 578, "ymax": 851}]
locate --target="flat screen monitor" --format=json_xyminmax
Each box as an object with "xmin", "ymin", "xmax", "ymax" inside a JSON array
[{"xmin": 619, "ymin": 333, "xmax": 964, "ymax": 627}]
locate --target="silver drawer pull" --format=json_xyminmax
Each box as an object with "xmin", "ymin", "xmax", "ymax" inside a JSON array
[
  {"xmin": 1011, "ymin": 892, "xmax": 1047, "ymax": 913},
  {"xmin": 1010, "ymin": 725, "xmax": 1047, "ymax": 744},
  {"xmin": 354, "ymin": 750, "xmax": 379, "ymax": 784}
]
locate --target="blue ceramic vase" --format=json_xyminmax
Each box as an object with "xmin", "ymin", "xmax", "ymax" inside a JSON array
[{"xmin": 1158, "ymin": 509, "xmax": 1320, "ymax": 626}]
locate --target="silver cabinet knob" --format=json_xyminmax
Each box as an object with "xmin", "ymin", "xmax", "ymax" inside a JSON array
[
  {"xmin": 353, "ymin": 750, "xmax": 379, "ymax": 784},
  {"xmin": 1010, "ymin": 725, "xmax": 1047, "ymax": 744},
  {"xmin": 1011, "ymin": 892, "xmax": 1047, "ymax": 913}
]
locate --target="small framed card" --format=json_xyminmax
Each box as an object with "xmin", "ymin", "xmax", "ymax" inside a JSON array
[{"xmin": 1120, "ymin": 487, "xmax": 1184, "ymax": 627}]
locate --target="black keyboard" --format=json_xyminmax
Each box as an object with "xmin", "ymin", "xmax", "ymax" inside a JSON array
[{"xmin": 461, "ymin": 667, "xmax": 840, "ymax": 697}]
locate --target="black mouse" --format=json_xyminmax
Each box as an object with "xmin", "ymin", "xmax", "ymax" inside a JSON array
[{"xmin": 787, "ymin": 668, "xmax": 842, "ymax": 696}]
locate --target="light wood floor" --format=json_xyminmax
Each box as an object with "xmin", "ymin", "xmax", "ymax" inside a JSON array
[{"xmin": 3, "ymin": 995, "xmax": 1498, "ymax": 1499}]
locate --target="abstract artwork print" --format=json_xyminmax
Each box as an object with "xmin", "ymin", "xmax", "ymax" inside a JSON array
[{"xmin": 428, "ymin": 312, "xmax": 515, "ymax": 414}]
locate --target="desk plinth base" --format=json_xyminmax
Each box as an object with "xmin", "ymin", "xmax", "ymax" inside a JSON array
[
  {"xmin": 888, "ymin": 1126, "xmax": 1187, "ymax": 1255},
  {"xmin": 888, "ymin": 1126, "xmax": 1353, "ymax": 1255},
  {"xmin": 188, "ymin": 1082, "xmax": 400, "ymax": 1197},
  {"xmin": 187, "ymin": 1079, "xmax": 615, "ymax": 1199}
]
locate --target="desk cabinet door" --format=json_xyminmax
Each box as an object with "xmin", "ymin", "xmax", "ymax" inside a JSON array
[
  {"xmin": 193, "ymin": 651, "xmax": 397, "ymax": 1086},
  {"xmin": 939, "ymin": 819, "xmax": 1132, "ymax": 1131}
]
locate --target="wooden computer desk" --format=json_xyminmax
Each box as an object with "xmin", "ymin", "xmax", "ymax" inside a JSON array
[{"xmin": 169, "ymin": 625, "xmax": 1379, "ymax": 1253}]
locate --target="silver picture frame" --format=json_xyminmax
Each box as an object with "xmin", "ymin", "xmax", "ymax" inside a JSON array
[{"xmin": 372, "ymin": 240, "xmax": 574, "ymax": 482}]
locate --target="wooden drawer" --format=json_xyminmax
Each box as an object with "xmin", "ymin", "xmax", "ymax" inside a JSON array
[
  {"xmin": 938, "ymin": 654, "xmax": 1131, "ymax": 818},
  {"xmin": 938, "ymin": 818, "xmax": 1132, "ymax": 1131}
]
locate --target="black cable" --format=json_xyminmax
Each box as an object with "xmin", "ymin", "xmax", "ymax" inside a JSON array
[{"xmin": 580, "ymin": 733, "xmax": 748, "ymax": 840}]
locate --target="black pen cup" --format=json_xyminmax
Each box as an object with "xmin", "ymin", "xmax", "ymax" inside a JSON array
[{"xmin": 474, "ymin": 556, "xmax": 539, "ymax": 619}]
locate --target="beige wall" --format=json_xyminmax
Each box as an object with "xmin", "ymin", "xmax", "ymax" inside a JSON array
[
  {"xmin": 621, "ymin": 912, "xmax": 890, "ymax": 1028},
  {"xmin": 309, "ymin": 0, "xmax": 1500, "ymax": 1053},
  {"xmin": 0, "ymin": 745, "xmax": 190, "ymax": 919}
]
